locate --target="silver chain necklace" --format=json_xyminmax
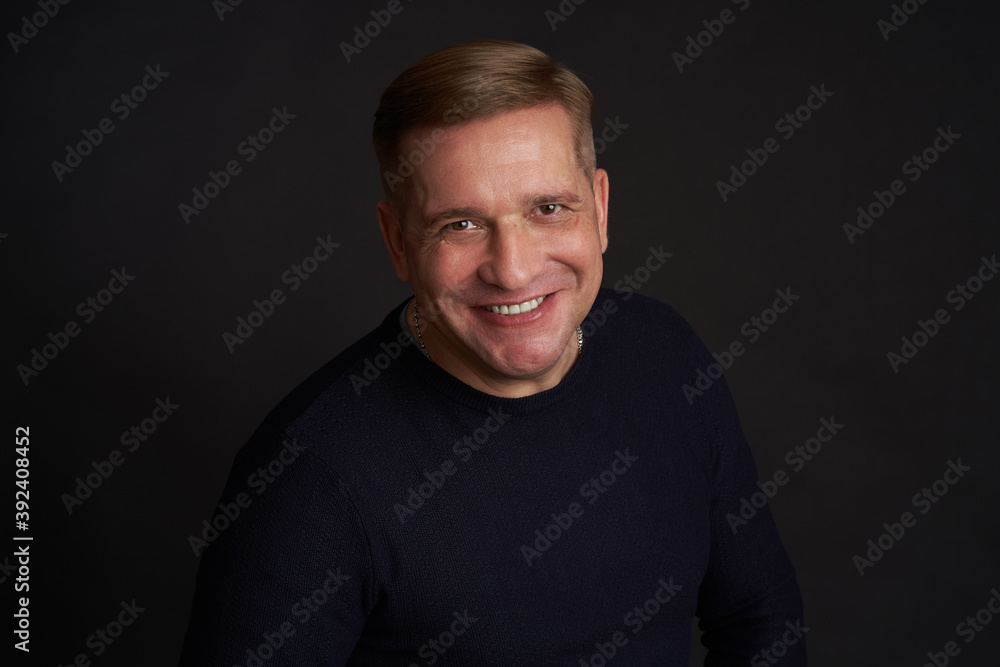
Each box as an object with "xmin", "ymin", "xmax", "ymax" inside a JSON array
[{"xmin": 412, "ymin": 300, "xmax": 583, "ymax": 360}]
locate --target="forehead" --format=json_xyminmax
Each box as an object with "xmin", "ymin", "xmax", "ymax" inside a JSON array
[{"xmin": 405, "ymin": 105, "xmax": 582, "ymax": 221}]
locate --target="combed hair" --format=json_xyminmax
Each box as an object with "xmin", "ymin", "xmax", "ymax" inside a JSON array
[{"xmin": 372, "ymin": 40, "xmax": 596, "ymax": 214}]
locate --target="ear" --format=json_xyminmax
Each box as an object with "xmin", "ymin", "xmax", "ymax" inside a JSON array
[
  {"xmin": 592, "ymin": 168, "xmax": 610, "ymax": 253},
  {"xmin": 377, "ymin": 200, "xmax": 410, "ymax": 282}
]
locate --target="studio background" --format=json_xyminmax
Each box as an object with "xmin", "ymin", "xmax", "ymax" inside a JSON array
[{"xmin": 3, "ymin": 0, "xmax": 998, "ymax": 664}]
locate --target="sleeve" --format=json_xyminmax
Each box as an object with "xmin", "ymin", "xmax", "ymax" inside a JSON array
[
  {"xmin": 178, "ymin": 431, "xmax": 377, "ymax": 666},
  {"xmin": 687, "ymin": 344, "xmax": 806, "ymax": 665}
]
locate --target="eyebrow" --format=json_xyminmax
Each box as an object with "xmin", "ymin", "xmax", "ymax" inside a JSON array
[
  {"xmin": 424, "ymin": 190, "xmax": 584, "ymax": 226},
  {"xmin": 525, "ymin": 191, "xmax": 584, "ymax": 208}
]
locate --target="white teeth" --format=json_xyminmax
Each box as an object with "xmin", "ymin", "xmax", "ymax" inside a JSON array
[{"xmin": 485, "ymin": 294, "xmax": 546, "ymax": 316}]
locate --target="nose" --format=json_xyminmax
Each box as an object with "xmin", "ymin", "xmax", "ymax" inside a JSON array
[{"xmin": 477, "ymin": 219, "xmax": 545, "ymax": 292}]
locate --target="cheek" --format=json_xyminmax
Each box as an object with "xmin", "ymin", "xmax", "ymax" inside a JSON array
[
  {"xmin": 553, "ymin": 217, "xmax": 603, "ymax": 259},
  {"xmin": 416, "ymin": 246, "xmax": 479, "ymax": 295}
]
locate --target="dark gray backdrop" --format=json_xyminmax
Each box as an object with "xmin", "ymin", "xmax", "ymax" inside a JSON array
[{"xmin": 4, "ymin": 0, "xmax": 998, "ymax": 665}]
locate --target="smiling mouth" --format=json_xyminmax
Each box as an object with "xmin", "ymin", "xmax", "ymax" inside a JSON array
[{"xmin": 482, "ymin": 294, "xmax": 546, "ymax": 316}]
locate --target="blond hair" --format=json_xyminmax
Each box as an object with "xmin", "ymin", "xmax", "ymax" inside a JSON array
[{"xmin": 372, "ymin": 40, "xmax": 596, "ymax": 215}]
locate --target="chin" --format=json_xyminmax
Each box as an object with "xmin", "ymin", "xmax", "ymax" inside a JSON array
[{"xmin": 481, "ymin": 338, "xmax": 569, "ymax": 379}]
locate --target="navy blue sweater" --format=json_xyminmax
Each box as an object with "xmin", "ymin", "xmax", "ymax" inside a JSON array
[{"xmin": 181, "ymin": 290, "xmax": 805, "ymax": 666}]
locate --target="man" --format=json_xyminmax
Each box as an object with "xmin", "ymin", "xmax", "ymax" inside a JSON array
[{"xmin": 181, "ymin": 40, "xmax": 805, "ymax": 665}]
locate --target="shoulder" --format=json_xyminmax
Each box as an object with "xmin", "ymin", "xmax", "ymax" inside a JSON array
[{"xmin": 231, "ymin": 300, "xmax": 416, "ymax": 472}]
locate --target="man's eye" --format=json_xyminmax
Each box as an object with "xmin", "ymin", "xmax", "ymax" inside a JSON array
[
  {"xmin": 446, "ymin": 220, "xmax": 474, "ymax": 231},
  {"xmin": 537, "ymin": 204, "xmax": 564, "ymax": 215}
]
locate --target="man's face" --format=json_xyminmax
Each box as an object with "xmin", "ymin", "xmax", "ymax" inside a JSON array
[{"xmin": 377, "ymin": 104, "xmax": 609, "ymax": 396}]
